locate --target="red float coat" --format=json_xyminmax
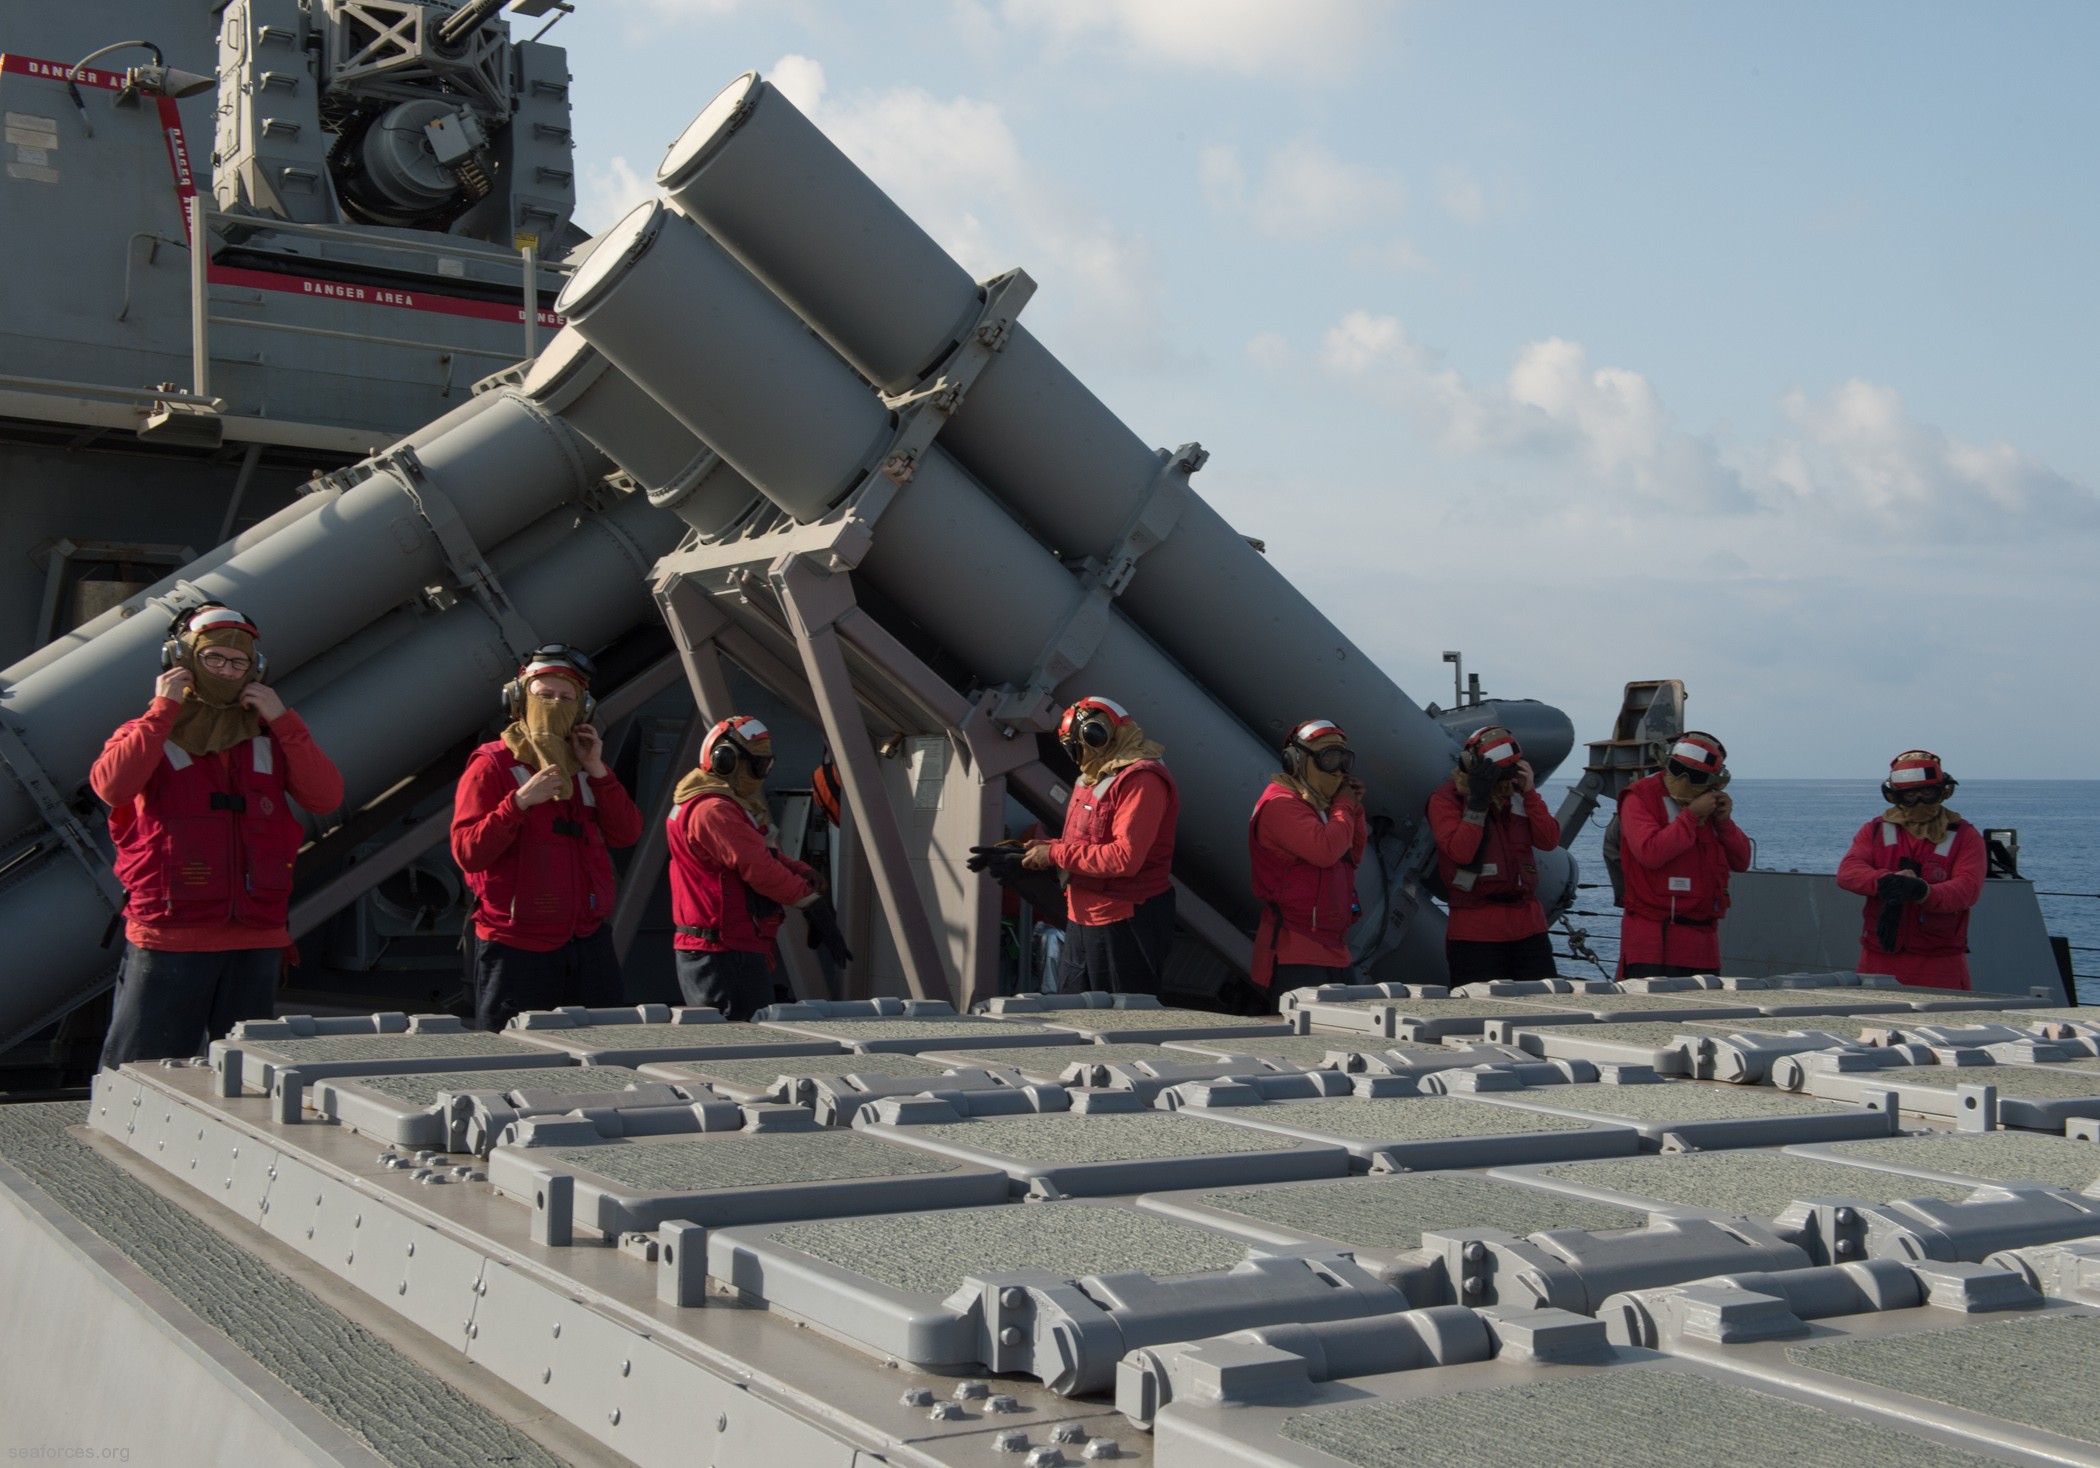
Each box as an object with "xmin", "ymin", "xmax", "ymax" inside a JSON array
[
  {"xmin": 1047, "ymin": 760, "xmax": 1178, "ymax": 927},
  {"xmin": 93, "ymin": 696, "xmax": 342, "ymax": 952},
  {"xmin": 1426, "ymin": 780, "xmax": 1561, "ymax": 943},
  {"xmin": 451, "ymin": 741, "xmax": 641, "ymax": 951},
  {"xmin": 1615, "ymin": 773, "xmax": 1752, "ymax": 974},
  {"xmin": 1835, "ymin": 817, "xmax": 1985, "ymax": 990},
  {"xmin": 1249, "ymin": 782, "xmax": 1367, "ymax": 987},
  {"xmin": 667, "ymin": 792, "xmax": 818, "ymax": 964}
]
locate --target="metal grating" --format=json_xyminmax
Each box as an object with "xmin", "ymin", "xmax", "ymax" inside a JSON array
[
  {"xmin": 764, "ymin": 1204, "xmax": 1250, "ymax": 1294},
  {"xmin": 1522, "ymin": 1022, "xmax": 1710, "ymax": 1045},
  {"xmin": 537, "ymin": 1133, "xmax": 962, "ymax": 1189},
  {"xmin": 1535, "ymin": 1154, "xmax": 1972, "ymax": 1217},
  {"xmin": 1173, "ymin": 1036, "xmax": 1383, "ymax": 1064},
  {"xmin": 659, "ymin": 1053, "xmax": 961, "ymax": 1087},
  {"xmin": 1790, "ymin": 1315, "xmax": 2100, "ymax": 1444},
  {"xmin": 0, "ymin": 1103, "xmax": 564, "ymax": 1468},
  {"xmin": 910, "ymin": 1112, "xmax": 1304, "ymax": 1162},
  {"xmin": 1276, "ymin": 1370, "xmax": 2001, "ymax": 1468},
  {"xmin": 1192, "ymin": 1173, "xmax": 1647, "ymax": 1251},
  {"xmin": 1041, "ymin": 1010, "xmax": 1282, "ymax": 1031}
]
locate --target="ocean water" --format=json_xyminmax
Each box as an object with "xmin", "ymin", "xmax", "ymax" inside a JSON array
[{"xmin": 1537, "ymin": 779, "xmax": 2100, "ymax": 1001}]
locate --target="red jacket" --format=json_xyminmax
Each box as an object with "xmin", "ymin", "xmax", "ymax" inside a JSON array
[
  {"xmin": 93, "ymin": 697, "xmax": 342, "ymax": 952},
  {"xmin": 1616, "ymin": 773, "xmax": 1752, "ymax": 973},
  {"xmin": 1836, "ymin": 817, "xmax": 1985, "ymax": 990},
  {"xmin": 667, "ymin": 792, "xmax": 818, "ymax": 964},
  {"xmin": 1048, "ymin": 760, "xmax": 1177, "ymax": 927},
  {"xmin": 451, "ymin": 741, "xmax": 641, "ymax": 951},
  {"xmin": 1426, "ymin": 780, "xmax": 1560, "ymax": 943},
  {"xmin": 1249, "ymin": 782, "xmax": 1366, "ymax": 985}
]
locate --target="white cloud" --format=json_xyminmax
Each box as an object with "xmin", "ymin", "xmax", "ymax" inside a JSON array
[
  {"xmin": 1437, "ymin": 165, "xmax": 1487, "ymax": 224},
  {"xmin": 1001, "ymin": 0, "xmax": 1380, "ymax": 75},
  {"xmin": 1312, "ymin": 308, "xmax": 2098, "ymax": 536},
  {"xmin": 1349, "ymin": 236, "xmax": 1432, "ymax": 272},
  {"xmin": 1201, "ymin": 139, "xmax": 1405, "ymax": 240},
  {"xmin": 778, "ymin": 69, "xmax": 1172, "ymax": 368},
  {"xmin": 1244, "ymin": 331, "xmax": 1291, "ymax": 373},
  {"xmin": 577, "ymin": 155, "xmax": 652, "ymax": 233},
  {"xmin": 767, "ymin": 53, "xmax": 828, "ymax": 113}
]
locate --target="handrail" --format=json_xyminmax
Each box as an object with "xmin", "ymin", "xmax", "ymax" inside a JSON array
[{"xmin": 0, "ymin": 373, "xmax": 225, "ymax": 412}]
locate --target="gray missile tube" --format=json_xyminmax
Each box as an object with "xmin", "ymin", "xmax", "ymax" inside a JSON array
[
  {"xmin": 0, "ymin": 392, "xmax": 515, "ymax": 689},
  {"xmin": 559, "ymin": 203, "xmax": 1280, "ymax": 908},
  {"xmin": 0, "ymin": 487, "xmax": 680, "ymax": 1054},
  {"xmin": 556, "ymin": 205, "xmax": 890, "ymax": 523},
  {"xmin": 521, "ymin": 328, "xmax": 764, "ymax": 537},
  {"xmin": 656, "ymin": 75, "xmax": 1461, "ymax": 800},
  {"xmin": 0, "ymin": 390, "xmax": 605, "ymax": 845}
]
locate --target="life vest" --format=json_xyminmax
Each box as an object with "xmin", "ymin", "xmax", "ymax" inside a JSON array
[
  {"xmin": 667, "ymin": 792, "xmax": 784, "ymax": 954},
  {"xmin": 110, "ymin": 734, "xmax": 302, "ymax": 931},
  {"xmin": 1618, "ymin": 773, "xmax": 1736, "ymax": 925},
  {"xmin": 461, "ymin": 741, "xmax": 617, "ymax": 946},
  {"xmin": 1061, "ymin": 760, "xmax": 1178, "ymax": 907},
  {"xmin": 1431, "ymin": 779, "xmax": 1539, "ymax": 908},
  {"xmin": 1249, "ymin": 784, "xmax": 1361, "ymax": 944},
  {"xmin": 1855, "ymin": 818, "xmax": 1976, "ymax": 958}
]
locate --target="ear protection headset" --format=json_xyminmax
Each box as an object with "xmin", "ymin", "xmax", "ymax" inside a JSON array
[
  {"xmin": 1883, "ymin": 749, "xmax": 1954, "ymax": 804},
  {"xmin": 501, "ymin": 644, "xmax": 598, "ymax": 723},
  {"xmin": 1057, "ymin": 696, "xmax": 1131, "ymax": 761},
  {"xmin": 1663, "ymin": 731, "xmax": 1728, "ymax": 787},
  {"xmin": 1282, "ymin": 719, "xmax": 1354, "ymax": 776},
  {"xmin": 701, "ymin": 715, "xmax": 774, "ymax": 779},
  {"xmin": 161, "ymin": 603, "xmax": 266, "ymax": 678}
]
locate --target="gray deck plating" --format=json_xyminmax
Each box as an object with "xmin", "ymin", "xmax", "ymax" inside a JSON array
[
  {"xmin": 1136, "ymin": 1172, "xmax": 1650, "ymax": 1276},
  {"xmin": 507, "ymin": 1020, "xmax": 851, "ymax": 1065},
  {"xmin": 1172, "ymin": 1094, "xmax": 1642, "ymax": 1171},
  {"xmin": 1498, "ymin": 1151, "xmax": 1977, "ymax": 1222},
  {"xmin": 758, "ymin": 1017, "xmax": 1070, "ymax": 1052},
  {"xmin": 1793, "ymin": 1132, "xmax": 2100, "ymax": 1193},
  {"xmin": 314, "ymin": 1064, "xmax": 662, "ymax": 1146},
  {"xmin": 215, "ymin": 1032, "xmax": 575, "ymax": 1095},
  {"xmin": 710, "ymin": 1200, "xmax": 1255, "ymax": 1369},
  {"xmin": 1469, "ymin": 1079, "xmax": 1897, "ymax": 1148},
  {"xmin": 488, "ymin": 1129, "xmax": 1009, "ymax": 1235},
  {"xmin": 859, "ymin": 1108, "xmax": 1350, "ymax": 1194}
]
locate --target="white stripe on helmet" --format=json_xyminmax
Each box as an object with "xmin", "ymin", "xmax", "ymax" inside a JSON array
[
  {"xmin": 1670, "ymin": 740, "xmax": 1718, "ymax": 765},
  {"xmin": 1294, "ymin": 720, "xmax": 1344, "ymax": 742},
  {"xmin": 1083, "ymin": 696, "xmax": 1130, "ymax": 720},
  {"xmin": 1890, "ymin": 766, "xmax": 1937, "ymax": 784},
  {"xmin": 1479, "ymin": 741, "xmax": 1518, "ymax": 764},
  {"xmin": 188, "ymin": 606, "xmax": 254, "ymax": 632}
]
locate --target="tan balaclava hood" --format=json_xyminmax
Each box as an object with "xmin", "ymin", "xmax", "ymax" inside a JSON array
[
  {"xmin": 1663, "ymin": 766, "xmax": 1732, "ymax": 807},
  {"xmin": 1276, "ymin": 721, "xmax": 1351, "ymax": 811},
  {"xmin": 169, "ymin": 626, "xmax": 262, "ymax": 757},
  {"xmin": 1882, "ymin": 750, "xmax": 1959, "ymax": 845},
  {"xmin": 502, "ymin": 674, "xmax": 584, "ymax": 800},
  {"xmin": 1077, "ymin": 718, "xmax": 1165, "ymax": 788},
  {"xmin": 674, "ymin": 717, "xmax": 774, "ymax": 824}
]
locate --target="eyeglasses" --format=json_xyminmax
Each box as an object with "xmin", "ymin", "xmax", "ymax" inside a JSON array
[{"xmin": 196, "ymin": 652, "xmax": 251, "ymax": 674}]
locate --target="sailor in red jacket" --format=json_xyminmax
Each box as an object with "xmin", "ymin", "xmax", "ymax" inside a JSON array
[
  {"xmin": 1616, "ymin": 730, "xmax": 1752, "ymax": 978},
  {"xmin": 1017, "ymin": 696, "xmax": 1180, "ymax": 996},
  {"xmin": 451, "ymin": 646, "xmax": 641, "ymax": 1030},
  {"xmin": 94, "ymin": 604, "xmax": 344, "ymax": 1065},
  {"xmin": 666, "ymin": 717, "xmax": 850, "ymax": 1020},
  {"xmin": 1426, "ymin": 726, "xmax": 1563, "ymax": 985},
  {"xmin": 1835, "ymin": 750, "xmax": 1985, "ymax": 990},
  {"xmin": 1249, "ymin": 719, "xmax": 1367, "ymax": 1003}
]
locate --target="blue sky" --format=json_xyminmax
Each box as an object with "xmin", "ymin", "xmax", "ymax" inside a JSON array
[{"xmin": 556, "ymin": 1, "xmax": 2098, "ymax": 778}]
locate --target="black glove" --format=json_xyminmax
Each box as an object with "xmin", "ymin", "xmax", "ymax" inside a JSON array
[
  {"xmin": 1875, "ymin": 900, "xmax": 1906, "ymax": 954},
  {"xmin": 1463, "ymin": 760, "xmax": 1496, "ymax": 814},
  {"xmin": 801, "ymin": 895, "xmax": 853, "ymax": 967},
  {"xmin": 1876, "ymin": 872, "xmax": 1930, "ymax": 904},
  {"xmin": 967, "ymin": 843, "xmax": 1028, "ymax": 881}
]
